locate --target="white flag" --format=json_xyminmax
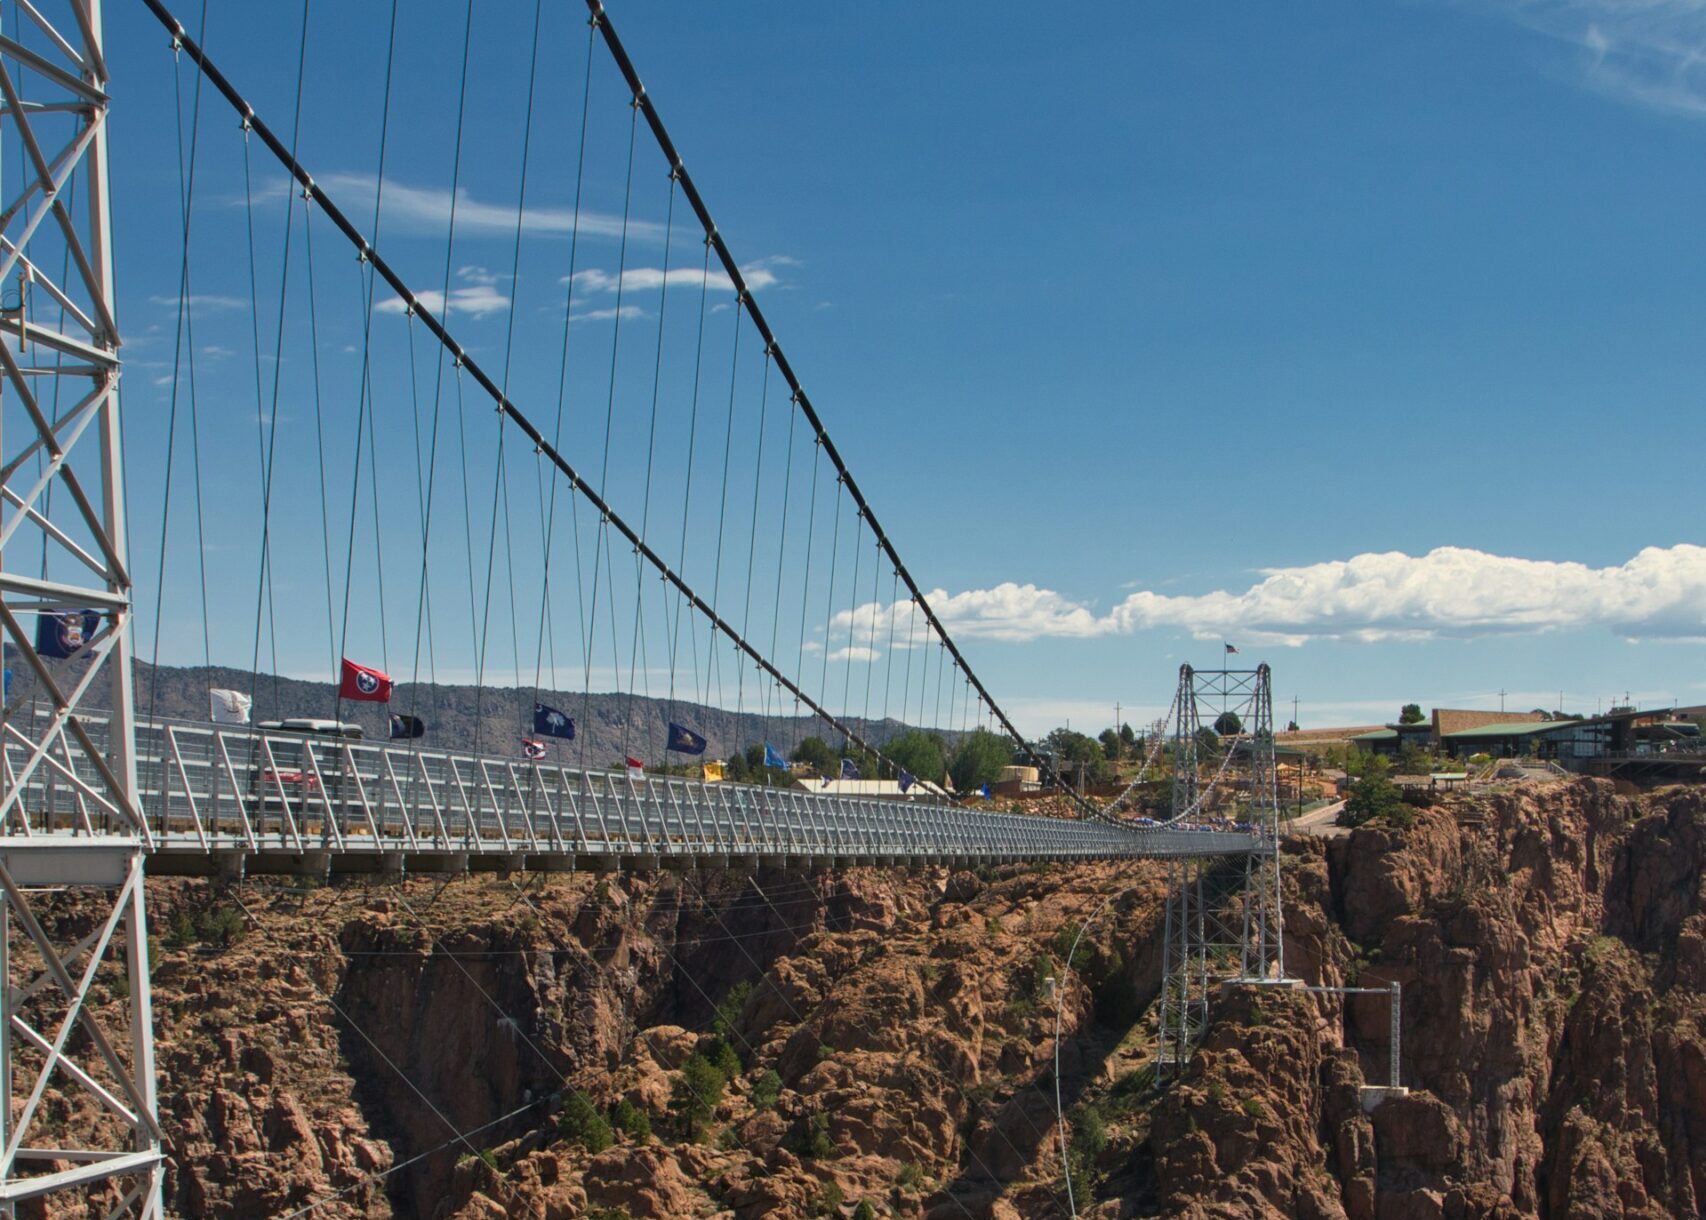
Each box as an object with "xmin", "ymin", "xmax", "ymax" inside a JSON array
[{"xmin": 209, "ymin": 688, "xmax": 252, "ymax": 725}]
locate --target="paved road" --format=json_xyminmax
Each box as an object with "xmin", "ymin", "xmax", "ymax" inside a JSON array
[{"xmin": 1291, "ymin": 800, "xmax": 1348, "ymax": 838}]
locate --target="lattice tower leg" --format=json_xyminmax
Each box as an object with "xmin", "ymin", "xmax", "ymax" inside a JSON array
[{"xmin": 0, "ymin": 1, "xmax": 161, "ymax": 1211}]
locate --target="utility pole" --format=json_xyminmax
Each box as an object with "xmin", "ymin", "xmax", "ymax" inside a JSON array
[
  {"xmin": 1499, "ymin": 688, "xmax": 1507, "ymax": 712},
  {"xmin": 1292, "ymin": 694, "xmax": 1299, "ymax": 731}
]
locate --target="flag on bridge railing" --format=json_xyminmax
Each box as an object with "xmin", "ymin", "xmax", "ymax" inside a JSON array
[
  {"xmin": 389, "ymin": 713, "xmax": 425, "ymax": 740},
  {"xmin": 522, "ymin": 739, "xmax": 547, "ymax": 761},
  {"xmin": 839, "ymin": 757, "xmax": 860, "ymax": 781},
  {"xmin": 667, "ymin": 722, "xmax": 707, "ymax": 755},
  {"xmin": 626, "ymin": 755, "xmax": 644, "ymax": 779},
  {"xmin": 899, "ymin": 769, "xmax": 915, "ymax": 794},
  {"xmin": 209, "ymin": 688, "xmax": 252, "ymax": 725},
  {"xmin": 533, "ymin": 702, "xmax": 575, "ymax": 740},
  {"xmin": 35, "ymin": 609, "xmax": 99, "ymax": 659},
  {"xmin": 702, "ymin": 761, "xmax": 725, "ymax": 783},
  {"xmin": 764, "ymin": 742, "xmax": 788, "ymax": 770},
  {"xmin": 339, "ymin": 657, "xmax": 392, "ymax": 702},
  {"xmin": 980, "ymin": 782, "xmax": 992, "ymax": 800},
  {"xmin": 1224, "ymin": 642, "xmax": 1239, "ymax": 655}
]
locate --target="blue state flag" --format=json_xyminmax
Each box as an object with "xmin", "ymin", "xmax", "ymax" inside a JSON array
[
  {"xmin": 667, "ymin": 722, "xmax": 708, "ymax": 755},
  {"xmin": 898, "ymin": 769, "xmax": 915, "ymax": 794},
  {"xmin": 839, "ymin": 757, "xmax": 860, "ymax": 781},
  {"xmin": 35, "ymin": 609, "xmax": 99, "ymax": 659},
  {"xmin": 980, "ymin": 782, "xmax": 992, "ymax": 800},
  {"xmin": 533, "ymin": 702, "xmax": 576, "ymax": 740},
  {"xmin": 764, "ymin": 742, "xmax": 788, "ymax": 770}
]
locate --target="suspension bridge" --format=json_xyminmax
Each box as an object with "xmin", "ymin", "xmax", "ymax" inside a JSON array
[{"xmin": 0, "ymin": 2, "xmax": 1290, "ymax": 1214}]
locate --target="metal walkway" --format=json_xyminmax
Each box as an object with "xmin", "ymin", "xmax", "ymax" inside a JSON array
[{"xmin": 0, "ymin": 713, "xmax": 1264, "ymax": 878}]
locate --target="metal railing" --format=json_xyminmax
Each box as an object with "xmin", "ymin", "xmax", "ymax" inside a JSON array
[{"xmin": 1, "ymin": 710, "xmax": 1265, "ymax": 867}]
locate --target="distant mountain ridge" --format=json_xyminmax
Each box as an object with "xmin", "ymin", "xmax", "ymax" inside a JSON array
[{"xmin": 98, "ymin": 660, "xmax": 946, "ymax": 767}]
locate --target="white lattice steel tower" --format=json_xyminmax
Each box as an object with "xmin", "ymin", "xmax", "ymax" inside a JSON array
[
  {"xmin": 0, "ymin": 1, "xmax": 162, "ymax": 1213},
  {"xmin": 1156, "ymin": 663, "xmax": 1288, "ymax": 1079}
]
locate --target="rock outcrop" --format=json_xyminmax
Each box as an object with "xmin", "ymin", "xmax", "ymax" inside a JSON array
[{"xmin": 21, "ymin": 778, "xmax": 1706, "ymax": 1219}]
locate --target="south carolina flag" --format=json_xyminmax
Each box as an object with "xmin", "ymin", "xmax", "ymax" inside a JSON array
[{"xmin": 339, "ymin": 658, "xmax": 393, "ymax": 703}]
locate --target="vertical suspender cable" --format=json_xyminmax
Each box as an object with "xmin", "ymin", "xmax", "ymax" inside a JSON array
[
  {"xmin": 531, "ymin": 18, "xmax": 598, "ymax": 743},
  {"xmin": 141, "ymin": 0, "xmax": 965, "ymax": 781},
  {"xmin": 578, "ymin": 97, "xmax": 640, "ymax": 768},
  {"xmin": 581, "ymin": 0, "xmax": 1085, "ymax": 808}
]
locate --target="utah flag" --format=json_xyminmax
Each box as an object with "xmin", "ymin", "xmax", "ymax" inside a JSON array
[{"xmin": 339, "ymin": 657, "xmax": 393, "ymax": 703}]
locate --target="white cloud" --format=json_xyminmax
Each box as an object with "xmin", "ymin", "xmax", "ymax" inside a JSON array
[
  {"xmin": 283, "ymin": 173, "xmax": 668, "ymax": 243},
  {"xmin": 1469, "ymin": 1, "xmax": 1706, "ymax": 117},
  {"xmin": 827, "ymin": 645, "xmax": 879, "ymax": 663},
  {"xmin": 569, "ymin": 304, "xmax": 647, "ymax": 324},
  {"xmin": 832, "ymin": 545, "xmax": 1706, "ymax": 647},
  {"xmin": 375, "ymin": 264, "xmax": 510, "ymax": 319},
  {"xmin": 566, "ymin": 255, "xmax": 793, "ymax": 296},
  {"xmin": 148, "ymin": 293, "xmax": 248, "ymax": 312}
]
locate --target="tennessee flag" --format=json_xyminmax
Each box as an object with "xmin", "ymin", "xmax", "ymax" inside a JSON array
[{"xmin": 339, "ymin": 658, "xmax": 393, "ymax": 703}]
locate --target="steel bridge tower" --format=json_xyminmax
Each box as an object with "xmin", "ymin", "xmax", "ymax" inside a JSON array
[
  {"xmin": 1156, "ymin": 663, "xmax": 1289, "ymax": 1078},
  {"xmin": 0, "ymin": 2, "xmax": 162, "ymax": 1214}
]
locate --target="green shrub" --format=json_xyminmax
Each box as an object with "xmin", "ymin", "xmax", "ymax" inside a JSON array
[
  {"xmin": 1030, "ymin": 952, "xmax": 1056, "ymax": 1002},
  {"xmin": 715, "ymin": 980, "xmax": 752, "ymax": 1042},
  {"xmin": 558, "ymin": 1092, "xmax": 613, "ymax": 1153},
  {"xmin": 894, "ymin": 1160, "xmax": 926, "ymax": 1191},
  {"xmin": 1068, "ymin": 1103, "xmax": 1106, "ymax": 1183},
  {"xmin": 671, "ymin": 1054, "xmax": 727, "ymax": 1140},
  {"xmin": 1052, "ymin": 922, "xmax": 1095, "ymax": 972},
  {"xmin": 750, "ymin": 1068, "xmax": 782, "ymax": 1110},
  {"xmin": 1341, "ymin": 764, "xmax": 1407, "ymax": 829},
  {"xmin": 609, "ymin": 1097, "xmax": 650, "ymax": 1143},
  {"xmin": 853, "ymin": 1201, "xmax": 878, "ymax": 1220},
  {"xmin": 1242, "ymin": 1095, "xmax": 1265, "ymax": 1119},
  {"xmin": 709, "ymin": 1034, "xmax": 743, "ymax": 1082},
  {"xmin": 167, "ymin": 906, "xmax": 247, "ymax": 949},
  {"xmin": 800, "ymin": 1112, "xmax": 833, "ymax": 1160},
  {"xmin": 813, "ymin": 1180, "xmax": 844, "ymax": 1215}
]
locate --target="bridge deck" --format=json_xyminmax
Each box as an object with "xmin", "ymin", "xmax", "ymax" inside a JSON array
[{"xmin": 1, "ymin": 716, "xmax": 1265, "ymax": 876}]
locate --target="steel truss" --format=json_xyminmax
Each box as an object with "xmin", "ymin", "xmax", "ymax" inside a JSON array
[
  {"xmin": 1156, "ymin": 663, "xmax": 1288, "ymax": 1079},
  {"xmin": 0, "ymin": 1, "xmax": 161, "ymax": 1213}
]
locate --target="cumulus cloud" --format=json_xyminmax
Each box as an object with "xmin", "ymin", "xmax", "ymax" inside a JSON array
[
  {"xmin": 1470, "ymin": 1, "xmax": 1706, "ymax": 117},
  {"xmin": 831, "ymin": 545, "xmax": 1706, "ymax": 647},
  {"xmin": 375, "ymin": 265, "xmax": 509, "ymax": 319}
]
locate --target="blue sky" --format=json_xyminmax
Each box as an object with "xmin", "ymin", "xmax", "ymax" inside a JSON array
[{"xmin": 94, "ymin": 1, "xmax": 1706, "ymax": 738}]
